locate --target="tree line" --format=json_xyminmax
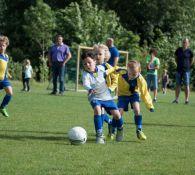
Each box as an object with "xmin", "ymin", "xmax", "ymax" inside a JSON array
[{"xmin": 0, "ymin": 0, "xmax": 195, "ymax": 88}]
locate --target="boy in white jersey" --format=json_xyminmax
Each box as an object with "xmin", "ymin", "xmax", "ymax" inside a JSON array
[{"xmin": 82, "ymin": 51, "xmax": 123, "ymax": 144}]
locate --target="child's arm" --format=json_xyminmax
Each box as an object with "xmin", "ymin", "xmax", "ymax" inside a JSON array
[
  {"xmin": 82, "ymin": 72, "xmax": 93, "ymax": 91},
  {"xmin": 137, "ymin": 76, "xmax": 154, "ymax": 111}
]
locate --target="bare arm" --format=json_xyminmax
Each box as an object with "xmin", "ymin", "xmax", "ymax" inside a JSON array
[
  {"xmin": 113, "ymin": 57, "xmax": 119, "ymax": 67},
  {"xmin": 63, "ymin": 52, "xmax": 72, "ymax": 65}
]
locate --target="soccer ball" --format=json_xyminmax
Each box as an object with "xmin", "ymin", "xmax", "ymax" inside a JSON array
[{"xmin": 68, "ymin": 126, "xmax": 87, "ymax": 145}]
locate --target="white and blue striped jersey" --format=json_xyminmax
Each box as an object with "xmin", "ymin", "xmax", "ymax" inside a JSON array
[{"xmin": 82, "ymin": 65, "xmax": 113, "ymax": 102}]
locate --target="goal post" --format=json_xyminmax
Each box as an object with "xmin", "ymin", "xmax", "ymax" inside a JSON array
[{"xmin": 75, "ymin": 45, "xmax": 129, "ymax": 92}]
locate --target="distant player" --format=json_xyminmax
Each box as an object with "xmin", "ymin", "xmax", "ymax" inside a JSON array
[
  {"xmin": 115, "ymin": 60, "xmax": 154, "ymax": 140},
  {"xmin": 161, "ymin": 69, "xmax": 169, "ymax": 94},
  {"xmin": 0, "ymin": 36, "xmax": 13, "ymax": 117},
  {"xmin": 94, "ymin": 44, "xmax": 118, "ymax": 139},
  {"xmin": 81, "ymin": 50, "xmax": 123, "ymax": 144}
]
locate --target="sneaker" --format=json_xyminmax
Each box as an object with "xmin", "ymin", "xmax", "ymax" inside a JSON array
[
  {"xmin": 50, "ymin": 91, "xmax": 57, "ymax": 95},
  {"xmin": 96, "ymin": 135, "xmax": 105, "ymax": 144},
  {"xmin": 116, "ymin": 128, "xmax": 124, "ymax": 142},
  {"xmin": 153, "ymin": 98, "xmax": 157, "ymax": 103},
  {"xmin": 136, "ymin": 130, "xmax": 147, "ymax": 140},
  {"xmin": 59, "ymin": 92, "xmax": 64, "ymax": 96},
  {"xmin": 172, "ymin": 100, "xmax": 178, "ymax": 104},
  {"xmin": 0, "ymin": 108, "xmax": 9, "ymax": 117},
  {"xmin": 185, "ymin": 101, "xmax": 189, "ymax": 105}
]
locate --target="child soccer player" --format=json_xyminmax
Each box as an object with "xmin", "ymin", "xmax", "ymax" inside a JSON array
[
  {"xmin": 0, "ymin": 35, "xmax": 13, "ymax": 117},
  {"xmin": 116, "ymin": 60, "xmax": 154, "ymax": 140},
  {"xmin": 162, "ymin": 69, "xmax": 169, "ymax": 94},
  {"xmin": 94, "ymin": 44, "xmax": 118, "ymax": 138},
  {"xmin": 82, "ymin": 50, "xmax": 123, "ymax": 144}
]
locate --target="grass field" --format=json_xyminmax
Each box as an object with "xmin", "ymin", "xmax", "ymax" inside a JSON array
[{"xmin": 0, "ymin": 81, "xmax": 195, "ymax": 175}]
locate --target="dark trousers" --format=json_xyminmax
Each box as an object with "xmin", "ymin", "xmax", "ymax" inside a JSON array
[
  {"xmin": 24, "ymin": 78, "xmax": 30, "ymax": 91},
  {"xmin": 52, "ymin": 62, "xmax": 65, "ymax": 93}
]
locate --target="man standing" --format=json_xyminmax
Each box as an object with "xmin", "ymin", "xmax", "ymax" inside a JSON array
[
  {"xmin": 146, "ymin": 48, "xmax": 160, "ymax": 102},
  {"xmin": 48, "ymin": 35, "xmax": 72, "ymax": 95},
  {"xmin": 172, "ymin": 38, "xmax": 194, "ymax": 104},
  {"xmin": 106, "ymin": 38, "xmax": 119, "ymax": 67}
]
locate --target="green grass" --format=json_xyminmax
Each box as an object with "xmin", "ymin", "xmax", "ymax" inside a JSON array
[{"xmin": 0, "ymin": 81, "xmax": 195, "ymax": 175}]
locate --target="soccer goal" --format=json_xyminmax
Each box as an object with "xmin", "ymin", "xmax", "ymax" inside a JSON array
[{"xmin": 75, "ymin": 45, "xmax": 129, "ymax": 92}]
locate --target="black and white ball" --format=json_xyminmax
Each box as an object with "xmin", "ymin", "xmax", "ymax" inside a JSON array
[{"xmin": 68, "ymin": 126, "xmax": 87, "ymax": 145}]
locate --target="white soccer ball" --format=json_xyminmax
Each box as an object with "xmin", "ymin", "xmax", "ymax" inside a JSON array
[{"xmin": 68, "ymin": 126, "xmax": 87, "ymax": 145}]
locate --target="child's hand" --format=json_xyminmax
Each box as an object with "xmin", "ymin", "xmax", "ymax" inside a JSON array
[
  {"xmin": 88, "ymin": 89, "xmax": 96, "ymax": 95},
  {"xmin": 149, "ymin": 108, "xmax": 154, "ymax": 112}
]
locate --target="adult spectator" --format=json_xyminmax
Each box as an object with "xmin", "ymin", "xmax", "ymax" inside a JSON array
[
  {"xmin": 146, "ymin": 48, "xmax": 160, "ymax": 102},
  {"xmin": 172, "ymin": 38, "xmax": 194, "ymax": 104},
  {"xmin": 106, "ymin": 38, "xmax": 119, "ymax": 66},
  {"xmin": 48, "ymin": 35, "xmax": 72, "ymax": 95}
]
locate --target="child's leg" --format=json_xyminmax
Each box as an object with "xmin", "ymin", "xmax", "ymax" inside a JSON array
[
  {"xmin": 101, "ymin": 107, "xmax": 112, "ymax": 124},
  {"xmin": 111, "ymin": 109, "xmax": 124, "ymax": 141},
  {"xmin": 94, "ymin": 106, "xmax": 103, "ymax": 135},
  {"xmin": 132, "ymin": 102, "xmax": 146, "ymax": 140}
]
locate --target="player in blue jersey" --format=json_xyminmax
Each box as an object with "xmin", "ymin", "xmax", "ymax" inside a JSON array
[
  {"xmin": 0, "ymin": 36, "xmax": 13, "ymax": 117},
  {"xmin": 82, "ymin": 50, "xmax": 123, "ymax": 144}
]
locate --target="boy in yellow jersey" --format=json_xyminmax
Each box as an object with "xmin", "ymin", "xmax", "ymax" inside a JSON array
[
  {"xmin": 0, "ymin": 36, "xmax": 13, "ymax": 117},
  {"xmin": 116, "ymin": 60, "xmax": 154, "ymax": 140}
]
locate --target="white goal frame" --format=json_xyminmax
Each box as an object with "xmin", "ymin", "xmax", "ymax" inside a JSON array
[{"xmin": 75, "ymin": 45, "xmax": 129, "ymax": 92}]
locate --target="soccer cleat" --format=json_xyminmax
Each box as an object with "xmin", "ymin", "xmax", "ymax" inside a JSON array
[
  {"xmin": 136, "ymin": 130, "xmax": 147, "ymax": 140},
  {"xmin": 107, "ymin": 133, "xmax": 115, "ymax": 141},
  {"xmin": 0, "ymin": 108, "xmax": 9, "ymax": 117},
  {"xmin": 153, "ymin": 98, "xmax": 157, "ymax": 103},
  {"xmin": 116, "ymin": 128, "xmax": 124, "ymax": 142},
  {"xmin": 96, "ymin": 135, "xmax": 105, "ymax": 144}
]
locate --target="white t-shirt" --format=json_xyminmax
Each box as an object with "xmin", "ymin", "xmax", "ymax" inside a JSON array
[{"xmin": 25, "ymin": 65, "xmax": 33, "ymax": 79}]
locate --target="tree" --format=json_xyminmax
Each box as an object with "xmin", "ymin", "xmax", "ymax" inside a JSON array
[{"xmin": 23, "ymin": 0, "xmax": 55, "ymax": 59}]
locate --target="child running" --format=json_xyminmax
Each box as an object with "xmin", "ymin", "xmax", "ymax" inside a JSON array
[
  {"xmin": 81, "ymin": 50, "xmax": 123, "ymax": 144},
  {"xmin": 94, "ymin": 44, "xmax": 118, "ymax": 139},
  {"xmin": 116, "ymin": 60, "xmax": 154, "ymax": 140},
  {"xmin": 0, "ymin": 35, "xmax": 13, "ymax": 117}
]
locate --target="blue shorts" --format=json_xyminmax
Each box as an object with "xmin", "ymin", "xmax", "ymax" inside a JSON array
[
  {"xmin": 118, "ymin": 94, "xmax": 140, "ymax": 112},
  {"xmin": 147, "ymin": 74, "xmax": 158, "ymax": 90},
  {"xmin": 0, "ymin": 78, "xmax": 11, "ymax": 90},
  {"xmin": 90, "ymin": 99, "xmax": 118, "ymax": 114},
  {"xmin": 175, "ymin": 71, "xmax": 190, "ymax": 86}
]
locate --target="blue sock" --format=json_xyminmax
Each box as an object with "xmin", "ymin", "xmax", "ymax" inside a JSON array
[
  {"xmin": 134, "ymin": 115, "xmax": 142, "ymax": 131},
  {"xmin": 116, "ymin": 117, "xmax": 123, "ymax": 130},
  {"xmin": 0, "ymin": 94, "xmax": 12, "ymax": 108},
  {"xmin": 94, "ymin": 115, "xmax": 103, "ymax": 135},
  {"xmin": 101, "ymin": 114, "xmax": 112, "ymax": 124},
  {"xmin": 111, "ymin": 118, "xmax": 117, "ymax": 134}
]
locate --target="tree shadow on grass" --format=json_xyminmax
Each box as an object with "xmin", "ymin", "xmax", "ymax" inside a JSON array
[
  {"xmin": 0, "ymin": 129, "xmax": 69, "ymax": 144},
  {"xmin": 124, "ymin": 122, "xmax": 195, "ymax": 128}
]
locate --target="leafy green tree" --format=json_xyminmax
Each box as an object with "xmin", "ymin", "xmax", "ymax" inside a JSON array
[{"xmin": 23, "ymin": 0, "xmax": 55, "ymax": 59}]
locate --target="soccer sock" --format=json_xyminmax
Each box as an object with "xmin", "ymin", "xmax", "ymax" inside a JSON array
[
  {"xmin": 116, "ymin": 117, "xmax": 124, "ymax": 130},
  {"xmin": 94, "ymin": 115, "xmax": 103, "ymax": 135},
  {"xmin": 101, "ymin": 114, "xmax": 112, "ymax": 124},
  {"xmin": 134, "ymin": 115, "xmax": 142, "ymax": 131},
  {"xmin": 0, "ymin": 94, "xmax": 12, "ymax": 108},
  {"xmin": 111, "ymin": 118, "xmax": 117, "ymax": 134}
]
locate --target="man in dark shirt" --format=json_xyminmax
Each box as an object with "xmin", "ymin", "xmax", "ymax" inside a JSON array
[{"xmin": 172, "ymin": 38, "xmax": 194, "ymax": 104}]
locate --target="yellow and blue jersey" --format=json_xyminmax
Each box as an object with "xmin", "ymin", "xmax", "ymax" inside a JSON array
[
  {"xmin": 117, "ymin": 69, "xmax": 154, "ymax": 110},
  {"xmin": 0, "ymin": 54, "xmax": 9, "ymax": 81},
  {"xmin": 102, "ymin": 63, "xmax": 118, "ymax": 92}
]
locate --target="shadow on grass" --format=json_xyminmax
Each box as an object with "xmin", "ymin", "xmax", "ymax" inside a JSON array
[
  {"xmin": 124, "ymin": 122, "xmax": 195, "ymax": 128},
  {"xmin": 0, "ymin": 129, "xmax": 69, "ymax": 144}
]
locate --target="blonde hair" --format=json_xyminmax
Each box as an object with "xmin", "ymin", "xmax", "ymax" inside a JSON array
[
  {"xmin": 0, "ymin": 35, "xmax": 9, "ymax": 46},
  {"xmin": 128, "ymin": 60, "xmax": 141, "ymax": 72}
]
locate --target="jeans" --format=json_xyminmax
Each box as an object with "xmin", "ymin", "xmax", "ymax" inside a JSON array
[{"xmin": 52, "ymin": 62, "xmax": 65, "ymax": 93}]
